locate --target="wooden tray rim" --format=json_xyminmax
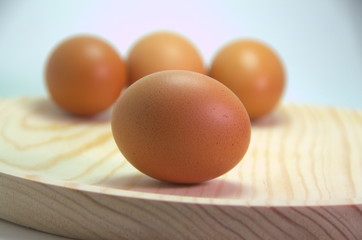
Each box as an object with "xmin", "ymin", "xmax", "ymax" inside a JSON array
[{"xmin": 2, "ymin": 167, "xmax": 361, "ymax": 208}]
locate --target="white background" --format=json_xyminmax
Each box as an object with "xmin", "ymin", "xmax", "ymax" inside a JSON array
[{"xmin": 0, "ymin": 0, "xmax": 361, "ymax": 239}]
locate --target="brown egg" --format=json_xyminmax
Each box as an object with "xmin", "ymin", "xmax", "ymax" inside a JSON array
[
  {"xmin": 209, "ymin": 39, "xmax": 285, "ymax": 119},
  {"xmin": 45, "ymin": 35, "xmax": 127, "ymax": 116},
  {"xmin": 127, "ymin": 31, "xmax": 206, "ymax": 85},
  {"xmin": 111, "ymin": 70, "xmax": 251, "ymax": 184}
]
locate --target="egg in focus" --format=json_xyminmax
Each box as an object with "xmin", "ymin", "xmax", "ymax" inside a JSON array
[
  {"xmin": 127, "ymin": 31, "xmax": 206, "ymax": 85},
  {"xmin": 209, "ymin": 39, "xmax": 285, "ymax": 119},
  {"xmin": 45, "ymin": 35, "xmax": 127, "ymax": 116},
  {"xmin": 111, "ymin": 70, "xmax": 251, "ymax": 184}
]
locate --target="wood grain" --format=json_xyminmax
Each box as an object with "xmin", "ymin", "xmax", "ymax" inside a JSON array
[{"xmin": 0, "ymin": 97, "xmax": 362, "ymax": 239}]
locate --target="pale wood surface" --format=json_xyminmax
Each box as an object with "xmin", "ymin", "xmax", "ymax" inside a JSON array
[{"xmin": 0, "ymin": 97, "xmax": 362, "ymax": 240}]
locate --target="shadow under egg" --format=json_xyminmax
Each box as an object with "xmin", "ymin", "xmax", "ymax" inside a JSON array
[
  {"xmin": 99, "ymin": 172, "xmax": 250, "ymax": 200},
  {"xmin": 251, "ymin": 106, "xmax": 289, "ymax": 128},
  {"xmin": 26, "ymin": 97, "xmax": 112, "ymax": 123}
]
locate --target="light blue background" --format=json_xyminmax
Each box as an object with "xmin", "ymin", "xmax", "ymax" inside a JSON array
[
  {"xmin": 0, "ymin": 1, "xmax": 361, "ymax": 239},
  {"xmin": 1, "ymin": 0, "xmax": 361, "ymax": 109}
]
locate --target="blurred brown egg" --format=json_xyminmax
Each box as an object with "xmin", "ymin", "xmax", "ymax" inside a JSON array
[
  {"xmin": 209, "ymin": 39, "xmax": 285, "ymax": 119},
  {"xmin": 112, "ymin": 70, "xmax": 251, "ymax": 184},
  {"xmin": 127, "ymin": 31, "xmax": 206, "ymax": 85},
  {"xmin": 45, "ymin": 35, "xmax": 127, "ymax": 116}
]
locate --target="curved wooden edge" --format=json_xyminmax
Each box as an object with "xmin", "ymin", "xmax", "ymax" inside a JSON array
[
  {"xmin": 2, "ymin": 167, "xmax": 362, "ymax": 208},
  {"xmin": 1, "ymin": 171, "xmax": 362, "ymax": 240}
]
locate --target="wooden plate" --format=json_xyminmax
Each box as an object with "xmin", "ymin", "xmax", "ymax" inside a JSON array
[{"xmin": 1, "ymin": 97, "xmax": 362, "ymax": 240}]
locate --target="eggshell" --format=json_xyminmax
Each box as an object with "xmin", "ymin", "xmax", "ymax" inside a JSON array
[
  {"xmin": 45, "ymin": 35, "xmax": 127, "ymax": 116},
  {"xmin": 209, "ymin": 39, "xmax": 285, "ymax": 119},
  {"xmin": 127, "ymin": 31, "xmax": 205, "ymax": 84},
  {"xmin": 111, "ymin": 70, "xmax": 251, "ymax": 184}
]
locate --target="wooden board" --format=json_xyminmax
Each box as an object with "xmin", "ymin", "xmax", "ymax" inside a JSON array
[{"xmin": 0, "ymin": 97, "xmax": 362, "ymax": 240}]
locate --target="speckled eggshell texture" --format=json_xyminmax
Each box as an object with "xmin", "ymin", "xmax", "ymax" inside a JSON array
[{"xmin": 111, "ymin": 70, "xmax": 251, "ymax": 184}]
